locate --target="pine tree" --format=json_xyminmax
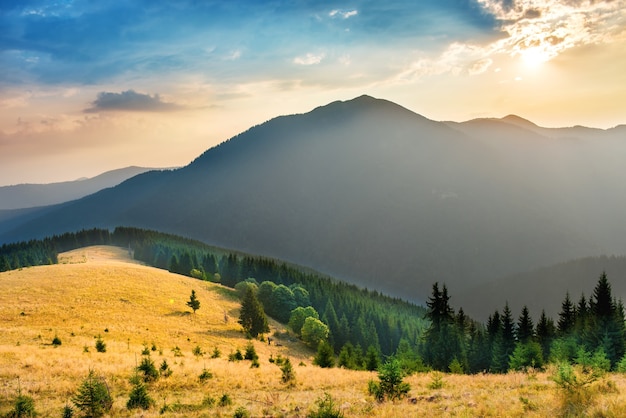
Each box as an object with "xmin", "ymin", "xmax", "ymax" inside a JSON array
[
  {"xmin": 314, "ymin": 341, "xmax": 335, "ymax": 368},
  {"xmin": 516, "ymin": 305, "xmax": 534, "ymax": 343},
  {"xmin": 422, "ymin": 283, "xmax": 462, "ymax": 371},
  {"xmin": 72, "ymin": 370, "xmax": 113, "ymax": 417},
  {"xmin": 557, "ymin": 292, "xmax": 576, "ymax": 336},
  {"xmin": 186, "ymin": 290, "xmax": 200, "ymax": 314},
  {"xmin": 238, "ymin": 287, "xmax": 269, "ymax": 337},
  {"xmin": 536, "ymin": 309, "xmax": 556, "ymax": 361},
  {"xmin": 491, "ymin": 303, "xmax": 515, "ymax": 373}
]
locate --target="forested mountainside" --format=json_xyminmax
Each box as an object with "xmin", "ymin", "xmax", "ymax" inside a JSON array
[{"xmin": 2, "ymin": 96, "xmax": 626, "ymax": 318}]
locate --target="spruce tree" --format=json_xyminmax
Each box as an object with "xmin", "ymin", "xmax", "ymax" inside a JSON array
[
  {"xmin": 557, "ymin": 292, "xmax": 576, "ymax": 336},
  {"xmin": 422, "ymin": 283, "xmax": 462, "ymax": 371},
  {"xmin": 536, "ymin": 309, "xmax": 556, "ymax": 361},
  {"xmin": 238, "ymin": 287, "xmax": 269, "ymax": 337},
  {"xmin": 491, "ymin": 303, "xmax": 515, "ymax": 373},
  {"xmin": 186, "ymin": 290, "xmax": 200, "ymax": 314},
  {"xmin": 314, "ymin": 341, "xmax": 335, "ymax": 368},
  {"xmin": 516, "ymin": 305, "xmax": 534, "ymax": 343}
]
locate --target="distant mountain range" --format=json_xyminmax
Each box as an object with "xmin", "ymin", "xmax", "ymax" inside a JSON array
[
  {"xmin": 0, "ymin": 166, "xmax": 166, "ymax": 210},
  {"xmin": 1, "ymin": 95, "xmax": 625, "ymax": 319}
]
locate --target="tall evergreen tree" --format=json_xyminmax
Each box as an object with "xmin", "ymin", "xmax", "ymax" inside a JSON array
[
  {"xmin": 535, "ymin": 309, "xmax": 556, "ymax": 361},
  {"xmin": 516, "ymin": 305, "xmax": 534, "ymax": 343},
  {"xmin": 588, "ymin": 273, "xmax": 625, "ymax": 367},
  {"xmin": 557, "ymin": 292, "xmax": 576, "ymax": 336},
  {"xmin": 491, "ymin": 303, "xmax": 515, "ymax": 373},
  {"xmin": 421, "ymin": 283, "xmax": 463, "ymax": 371},
  {"xmin": 238, "ymin": 287, "xmax": 269, "ymax": 337}
]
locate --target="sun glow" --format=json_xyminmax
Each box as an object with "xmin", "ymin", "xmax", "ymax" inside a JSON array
[{"xmin": 520, "ymin": 47, "xmax": 552, "ymax": 69}]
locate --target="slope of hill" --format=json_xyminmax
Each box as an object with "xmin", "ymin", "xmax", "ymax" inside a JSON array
[
  {"xmin": 1, "ymin": 95, "xmax": 625, "ymax": 317},
  {"xmin": 0, "ymin": 166, "xmax": 168, "ymax": 210},
  {"xmin": 3, "ymin": 246, "xmax": 626, "ymax": 417}
]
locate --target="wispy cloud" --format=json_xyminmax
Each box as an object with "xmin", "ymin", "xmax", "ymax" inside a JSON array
[
  {"xmin": 84, "ymin": 90, "xmax": 183, "ymax": 113},
  {"xmin": 329, "ymin": 9, "xmax": 358, "ymax": 19},
  {"xmin": 293, "ymin": 53, "xmax": 325, "ymax": 65}
]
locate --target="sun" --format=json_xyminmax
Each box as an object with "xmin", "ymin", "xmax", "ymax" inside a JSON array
[{"xmin": 520, "ymin": 47, "xmax": 552, "ymax": 69}]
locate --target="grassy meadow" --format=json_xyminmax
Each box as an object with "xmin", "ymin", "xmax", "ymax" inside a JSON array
[{"xmin": 2, "ymin": 246, "xmax": 626, "ymax": 417}]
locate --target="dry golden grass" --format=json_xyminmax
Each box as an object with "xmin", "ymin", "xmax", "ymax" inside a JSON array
[{"xmin": 1, "ymin": 245, "xmax": 626, "ymax": 417}]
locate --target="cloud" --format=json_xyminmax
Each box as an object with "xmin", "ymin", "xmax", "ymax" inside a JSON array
[
  {"xmin": 84, "ymin": 90, "xmax": 182, "ymax": 113},
  {"xmin": 468, "ymin": 58, "xmax": 493, "ymax": 75},
  {"xmin": 293, "ymin": 53, "xmax": 325, "ymax": 65},
  {"xmin": 329, "ymin": 9, "xmax": 358, "ymax": 19},
  {"xmin": 475, "ymin": 0, "xmax": 626, "ymax": 62}
]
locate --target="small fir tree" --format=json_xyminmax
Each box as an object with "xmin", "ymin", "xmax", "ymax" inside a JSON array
[
  {"xmin": 126, "ymin": 379, "xmax": 153, "ymax": 410},
  {"xmin": 72, "ymin": 370, "xmax": 112, "ymax": 418},
  {"xmin": 186, "ymin": 290, "xmax": 200, "ymax": 314},
  {"xmin": 368, "ymin": 357, "xmax": 410, "ymax": 402}
]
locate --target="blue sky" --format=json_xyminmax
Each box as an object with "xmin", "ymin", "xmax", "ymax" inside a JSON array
[{"xmin": 1, "ymin": 0, "xmax": 625, "ymax": 184}]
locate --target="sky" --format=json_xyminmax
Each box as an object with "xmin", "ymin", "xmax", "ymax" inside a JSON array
[{"xmin": 1, "ymin": 0, "xmax": 625, "ymax": 186}]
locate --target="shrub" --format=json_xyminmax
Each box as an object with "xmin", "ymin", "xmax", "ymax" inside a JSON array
[
  {"xmin": 8, "ymin": 394, "xmax": 36, "ymax": 417},
  {"xmin": 280, "ymin": 358, "xmax": 296, "ymax": 385},
  {"xmin": 211, "ymin": 347, "xmax": 221, "ymax": 358},
  {"xmin": 62, "ymin": 404, "xmax": 74, "ymax": 418},
  {"xmin": 427, "ymin": 371, "xmax": 444, "ymax": 390},
  {"xmin": 141, "ymin": 345, "xmax": 151, "ymax": 355},
  {"xmin": 219, "ymin": 394, "xmax": 232, "ymax": 407},
  {"xmin": 171, "ymin": 346, "xmax": 183, "ymax": 357},
  {"xmin": 448, "ymin": 358, "xmax": 464, "ymax": 374},
  {"xmin": 137, "ymin": 357, "xmax": 159, "ymax": 382},
  {"xmin": 233, "ymin": 406, "xmax": 250, "ymax": 418},
  {"xmin": 368, "ymin": 358, "xmax": 411, "ymax": 402},
  {"xmin": 228, "ymin": 348, "xmax": 244, "ymax": 362},
  {"xmin": 551, "ymin": 361, "xmax": 604, "ymax": 417},
  {"xmin": 72, "ymin": 370, "xmax": 112, "ymax": 418},
  {"xmin": 509, "ymin": 341, "xmax": 544, "ymax": 371},
  {"xmin": 199, "ymin": 368, "xmax": 213, "ymax": 382},
  {"xmin": 52, "ymin": 335, "xmax": 62, "ymax": 346},
  {"xmin": 244, "ymin": 342, "xmax": 258, "ymax": 361},
  {"xmin": 308, "ymin": 392, "xmax": 344, "ymax": 418},
  {"xmin": 94, "ymin": 336, "xmax": 106, "ymax": 353},
  {"xmin": 126, "ymin": 380, "xmax": 154, "ymax": 410},
  {"xmin": 160, "ymin": 359, "xmax": 172, "ymax": 377},
  {"xmin": 192, "ymin": 345, "xmax": 204, "ymax": 357}
]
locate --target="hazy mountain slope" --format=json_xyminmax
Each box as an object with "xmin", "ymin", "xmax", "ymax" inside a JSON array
[
  {"xmin": 1, "ymin": 95, "xmax": 625, "ymax": 314},
  {"xmin": 0, "ymin": 166, "xmax": 163, "ymax": 210},
  {"xmin": 458, "ymin": 256, "xmax": 626, "ymax": 321}
]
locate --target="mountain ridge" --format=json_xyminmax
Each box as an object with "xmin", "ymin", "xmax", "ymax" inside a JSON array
[
  {"xmin": 1, "ymin": 95, "xmax": 625, "ymax": 317},
  {"xmin": 0, "ymin": 166, "xmax": 174, "ymax": 210}
]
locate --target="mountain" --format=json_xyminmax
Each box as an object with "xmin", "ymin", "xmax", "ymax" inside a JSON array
[
  {"xmin": 0, "ymin": 166, "xmax": 166, "ymax": 210},
  {"xmin": 1, "ymin": 95, "xmax": 626, "ymax": 318}
]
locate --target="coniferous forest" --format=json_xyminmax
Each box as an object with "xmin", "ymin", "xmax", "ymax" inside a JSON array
[{"xmin": 2, "ymin": 226, "xmax": 626, "ymax": 375}]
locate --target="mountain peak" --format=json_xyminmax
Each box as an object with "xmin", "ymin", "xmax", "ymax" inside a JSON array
[{"xmin": 501, "ymin": 114, "xmax": 538, "ymax": 127}]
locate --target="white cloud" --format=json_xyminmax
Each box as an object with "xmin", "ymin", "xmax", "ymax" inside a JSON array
[
  {"xmin": 329, "ymin": 9, "xmax": 358, "ymax": 19},
  {"xmin": 293, "ymin": 53, "xmax": 326, "ymax": 65},
  {"xmin": 476, "ymin": 0, "xmax": 626, "ymax": 62}
]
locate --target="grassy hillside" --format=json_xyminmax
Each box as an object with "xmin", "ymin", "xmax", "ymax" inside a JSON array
[{"xmin": 2, "ymin": 246, "xmax": 626, "ymax": 417}]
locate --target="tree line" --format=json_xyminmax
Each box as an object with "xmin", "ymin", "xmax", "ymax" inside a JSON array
[
  {"xmin": 420, "ymin": 273, "xmax": 626, "ymax": 374},
  {"xmin": 0, "ymin": 227, "xmax": 428, "ymax": 361},
  {"xmin": 4, "ymin": 227, "xmax": 625, "ymax": 375}
]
